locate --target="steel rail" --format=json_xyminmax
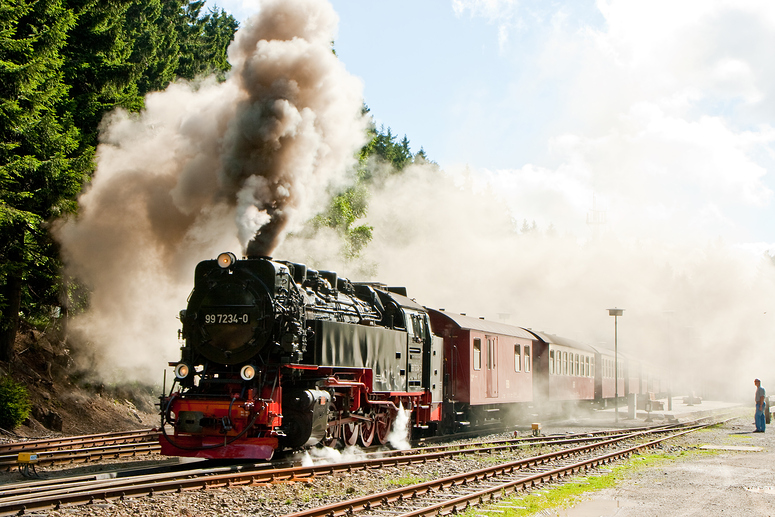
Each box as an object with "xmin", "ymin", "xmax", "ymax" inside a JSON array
[
  {"xmin": 277, "ymin": 424, "xmax": 707, "ymax": 517},
  {"xmin": 0, "ymin": 429, "xmax": 157, "ymax": 455},
  {"xmin": 409, "ymin": 424, "xmax": 676, "ymax": 456},
  {"xmin": 0, "ymin": 442, "xmax": 161, "ymax": 470},
  {"xmin": 393, "ymin": 424, "xmax": 708, "ymax": 517}
]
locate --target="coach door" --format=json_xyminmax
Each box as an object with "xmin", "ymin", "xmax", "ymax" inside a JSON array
[{"xmin": 486, "ymin": 336, "xmax": 498, "ymax": 397}]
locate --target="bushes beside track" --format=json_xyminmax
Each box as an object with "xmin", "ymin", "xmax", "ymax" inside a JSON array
[{"xmin": 0, "ymin": 377, "xmax": 32, "ymax": 430}]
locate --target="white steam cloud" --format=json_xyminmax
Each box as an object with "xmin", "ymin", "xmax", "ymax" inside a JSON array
[
  {"xmin": 55, "ymin": 0, "xmax": 367, "ymax": 382},
  {"xmin": 285, "ymin": 162, "xmax": 775, "ymax": 403}
]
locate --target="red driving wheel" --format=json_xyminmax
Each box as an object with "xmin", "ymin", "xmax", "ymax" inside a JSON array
[
  {"xmin": 342, "ymin": 421, "xmax": 359, "ymax": 447},
  {"xmin": 375, "ymin": 411, "xmax": 393, "ymax": 445},
  {"xmin": 359, "ymin": 417, "xmax": 376, "ymax": 447}
]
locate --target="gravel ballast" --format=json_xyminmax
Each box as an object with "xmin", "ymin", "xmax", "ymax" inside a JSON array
[{"xmin": 7, "ymin": 409, "xmax": 769, "ymax": 517}]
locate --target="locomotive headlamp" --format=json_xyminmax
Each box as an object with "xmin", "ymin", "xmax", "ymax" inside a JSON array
[
  {"xmin": 240, "ymin": 364, "xmax": 256, "ymax": 381},
  {"xmin": 174, "ymin": 363, "xmax": 191, "ymax": 379},
  {"xmin": 217, "ymin": 252, "xmax": 237, "ymax": 269}
]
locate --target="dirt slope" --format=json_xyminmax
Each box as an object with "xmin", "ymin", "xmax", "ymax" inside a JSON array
[{"xmin": 0, "ymin": 326, "xmax": 158, "ymax": 440}]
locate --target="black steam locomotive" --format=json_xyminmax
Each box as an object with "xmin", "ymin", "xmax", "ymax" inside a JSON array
[{"xmin": 159, "ymin": 253, "xmax": 443, "ymax": 459}]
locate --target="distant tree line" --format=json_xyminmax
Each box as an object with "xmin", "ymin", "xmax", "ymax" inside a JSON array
[
  {"xmin": 0, "ymin": 2, "xmax": 432, "ymax": 362},
  {"xmin": 312, "ymin": 116, "xmax": 433, "ymax": 259}
]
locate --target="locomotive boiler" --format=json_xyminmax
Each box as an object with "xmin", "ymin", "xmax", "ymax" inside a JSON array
[{"xmin": 159, "ymin": 253, "xmax": 444, "ymax": 460}]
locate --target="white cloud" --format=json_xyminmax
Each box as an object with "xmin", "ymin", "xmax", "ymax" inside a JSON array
[{"xmin": 456, "ymin": 0, "xmax": 775, "ymax": 245}]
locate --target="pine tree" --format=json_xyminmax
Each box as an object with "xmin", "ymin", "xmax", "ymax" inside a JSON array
[{"xmin": 0, "ymin": 0, "xmax": 82, "ymax": 361}]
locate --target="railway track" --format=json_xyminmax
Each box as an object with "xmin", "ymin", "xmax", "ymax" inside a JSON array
[
  {"xmin": 0, "ymin": 429, "xmax": 159, "ymax": 471},
  {"xmin": 0, "ymin": 421, "xmax": 707, "ymax": 516},
  {"xmin": 279, "ymin": 422, "xmax": 716, "ymax": 517}
]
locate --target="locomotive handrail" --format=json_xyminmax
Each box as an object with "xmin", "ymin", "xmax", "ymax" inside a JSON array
[{"xmin": 322, "ymin": 376, "xmax": 367, "ymax": 388}]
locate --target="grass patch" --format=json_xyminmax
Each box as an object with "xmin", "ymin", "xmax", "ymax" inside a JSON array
[
  {"xmin": 458, "ymin": 447, "xmax": 713, "ymax": 517},
  {"xmin": 387, "ymin": 474, "xmax": 429, "ymax": 486}
]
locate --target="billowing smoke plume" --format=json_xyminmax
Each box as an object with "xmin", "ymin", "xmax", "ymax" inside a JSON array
[{"xmin": 55, "ymin": 0, "xmax": 367, "ymax": 382}]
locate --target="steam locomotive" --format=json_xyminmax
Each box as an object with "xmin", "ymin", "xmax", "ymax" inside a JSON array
[
  {"xmin": 159, "ymin": 253, "xmax": 443, "ymax": 459},
  {"xmin": 159, "ymin": 253, "xmax": 667, "ymax": 460}
]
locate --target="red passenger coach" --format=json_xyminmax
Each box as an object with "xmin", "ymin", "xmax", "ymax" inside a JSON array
[
  {"xmin": 427, "ymin": 309, "xmax": 537, "ymax": 430},
  {"xmin": 528, "ymin": 332, "xmax": 596, "ymax": 412}
]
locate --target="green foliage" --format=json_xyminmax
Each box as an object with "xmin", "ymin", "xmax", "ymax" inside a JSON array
[
  {"xmin": 0, "ymin": 0, "xmax": 239, "ymax": 359},
  {"xmin": 0, "ymin": 377, "xmax": 32, "ymax": 429},
  {"xmin": 360, "ymin": 124, "xmax": 413, "ymax": 172},
  {"xmin": 312, "ymin": 184, "xmax": 374, "ymax": 259},
  {"xmin": 62, "ymin": 1, "xmax": 237, "ymax": 153},
  {"xmin": 176, "ymin": 1, "xmax": 238, "ymax": 82},
  {"xmin": 310, "ymin": 119, "xmax": 437, "ymax": 260}
]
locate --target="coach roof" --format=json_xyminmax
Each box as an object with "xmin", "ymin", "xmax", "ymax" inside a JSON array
[
  {"xmin": 525, "ymin": 330, "xmax": 598, "ymax": 353},
  {"xmin": 427, "ymin": 309, "xmax": 536, "ymax": 340}
]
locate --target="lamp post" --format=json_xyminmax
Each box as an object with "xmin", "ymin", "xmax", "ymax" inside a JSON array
[{"xmin": 608, "ymin": 308, "xmax": 624, "ymax": 423}]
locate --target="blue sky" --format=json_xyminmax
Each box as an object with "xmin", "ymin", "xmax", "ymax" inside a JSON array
[{"xmin": 207, "ymin": 0, "xmax": 775, "ymax": 250}]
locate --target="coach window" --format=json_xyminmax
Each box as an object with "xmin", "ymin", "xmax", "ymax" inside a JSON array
[
  {"xmin": 525, "ymin": 347, "xmax": 531, "ymax": 372},
  {"xmin": 574, "ymin": 354, "xmax": 579, "ymax": 376},
  {"xmin": 473, "ymin": 338, "xmax": 482, "ymax": 370},
  {"xmin": 514, "ymin": 344, "xmax": 521, "ymax": 372},
  {"xmin": 562, "ymin": 351, "xmax": 568, "ymax": 375},
  {"xmin": 585, "ymin": 356, "xmax": 590, "ymax": 377},
  {"xmin": 591, "ymin": 356, "xmax": 595, "ymax": 377},
  {"xmin": 549, "ymin": 350, "xmax": 555, "ymax": 374}
]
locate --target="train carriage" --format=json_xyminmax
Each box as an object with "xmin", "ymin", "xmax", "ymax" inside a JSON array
[
  {"xmin": 427, "ymin": 309, "xmax": 536, "ymax": 430},
  {"xmin": 528, "ymin": 332, "xmax": 596, "ymax": 413}
]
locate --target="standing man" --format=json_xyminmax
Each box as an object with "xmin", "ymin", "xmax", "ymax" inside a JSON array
[{"xmin": 754, "ymin": 379, "xmax": 766, "ymax": 433}]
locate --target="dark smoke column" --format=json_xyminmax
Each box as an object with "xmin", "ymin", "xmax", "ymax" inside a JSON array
[
  {"xmin": 223, "ymin": 0, "xmax": 368, "ymax": 257},
  {"xmin": 53, "ymin": 0, "xmax": 367, "ymax": 382}
]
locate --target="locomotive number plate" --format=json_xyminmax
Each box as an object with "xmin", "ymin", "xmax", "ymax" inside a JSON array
[{"xmin": 203, "ymin": 313, "xmax": 250, "ymax": 324}]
